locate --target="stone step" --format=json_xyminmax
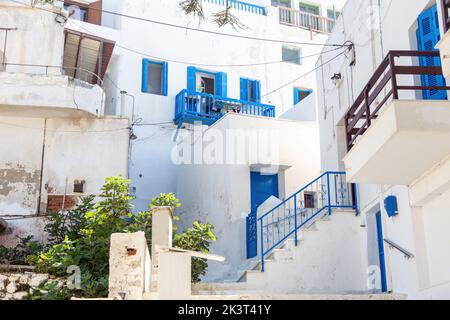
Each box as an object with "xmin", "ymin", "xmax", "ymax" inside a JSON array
[{"xmin": 190, "ymin": 293, "xmax": 407, "ymax": 300}]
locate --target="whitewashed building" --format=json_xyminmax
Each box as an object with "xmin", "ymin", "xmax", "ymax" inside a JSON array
[
  {"xmin": 0, "ymin": 0, "xmax": 129, "ymax": 245},
  {"xmin": 59, "ymin": 0, "xmax": 346, "ymax": 281},
  {"xmin": 314, "ymin": 0, "xmax": 450, "ymax": 299}
]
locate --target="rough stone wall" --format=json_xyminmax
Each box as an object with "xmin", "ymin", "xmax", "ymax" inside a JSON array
[{"xmin": 0, "ymin": 271, "xmax": 65, "ymax": 300}]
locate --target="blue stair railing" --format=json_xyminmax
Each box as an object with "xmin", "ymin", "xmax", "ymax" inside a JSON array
[{"xmin": 253, "ymin": 172, "xmax": 357, "ymax": 272}]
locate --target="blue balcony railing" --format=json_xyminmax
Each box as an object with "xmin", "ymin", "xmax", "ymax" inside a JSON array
[
  {"xmin": 174, "ymin": 89, "xmax": 275, "ymax": 126},
  {"xmin": 205, "ymin": 0, "xmax": 266, "ymax": 15}
]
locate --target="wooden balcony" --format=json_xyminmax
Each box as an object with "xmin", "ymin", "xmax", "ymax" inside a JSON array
[
  {"xmin": 345, "ymin": 50, "xmax": 450, "ymax": 151},
  {"xmin": 343, "ymin": 50, "xmax": 450, "ymax": 185}
]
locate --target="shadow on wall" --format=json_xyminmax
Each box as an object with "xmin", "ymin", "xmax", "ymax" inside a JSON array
[{"xmin": 279, "ymin": 91, "xmax": 317, "ymax": 122}]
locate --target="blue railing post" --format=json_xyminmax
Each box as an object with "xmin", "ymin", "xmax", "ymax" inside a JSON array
[
  {"xmin": 260, "ymin": 219, "xmax": 265, "ymax": 272},
  {"xmin": 353, "ymin": 183, "xmax": 360, "ymax": 216},
  {"xmin": 326, "ymin": 172, "xmax": 332, "ymax": 216},
  {"xmin": 294, "ymin": 194, "xmax": 298, "ymax": 246}
]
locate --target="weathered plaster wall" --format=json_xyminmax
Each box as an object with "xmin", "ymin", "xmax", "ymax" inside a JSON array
[
  {"xmin": 0, "ymin": 1, "xmax": 65, "ymax": 73},
  {"xmin": 0, "ymin": 116, "xmax": 129, "ymax": 246}
]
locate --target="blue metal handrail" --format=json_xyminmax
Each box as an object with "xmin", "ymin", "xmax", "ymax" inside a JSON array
[
  {"xmin": 205, "ymin": 0, "xmax": 266, "ymax": 15},
  {"xmin": 174, "ymin": 89, "xmax": 275, "ymax": 126},
  {"xmin": 256, "ymin": 172, "xmax": 357, "ymax": 272}
]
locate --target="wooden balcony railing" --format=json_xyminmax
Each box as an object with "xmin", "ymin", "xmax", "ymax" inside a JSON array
[
  {"xmin": 279, "ymin": 7, "xmax": 335, "ymax": 34},
  {"xmin": 441, "ymin": 0, "xmax": 450, "ymax": 32},
  {"xmin": 345, "ymin": 50, "xmax": 450, "ymax": 151}
]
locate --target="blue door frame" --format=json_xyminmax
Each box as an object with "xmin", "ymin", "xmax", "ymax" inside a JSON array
[
  {"xmin": 376, "ymin": 211, "xmax": 388, "ymax": 292},
  {"xmin": 417, "ymin": 4, "xmax": 448, "ymax": 100},
  {"xmin": 246, "ymin": 172, "xmax": 279, "ymax": 259}
]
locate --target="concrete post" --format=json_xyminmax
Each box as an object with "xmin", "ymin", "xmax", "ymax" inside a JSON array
[
  {"xmin": 157, "ymin": 252, "xmax": 192, "ymax": 300},
  {"xmin": 151, "ymin": 206, "xmax": 173, "ymax": 291},
  {"xmin": 108, "ymin": 231, "xmax": 151, "ymax": 300}
]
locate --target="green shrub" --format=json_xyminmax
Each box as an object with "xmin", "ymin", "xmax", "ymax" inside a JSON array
[
  {"xmin": 26, "ymin": 176, "xmax": 216, "ymax": 299},
  {"xmin": 0, "ymin": 236, "xmax": 43, "ymax": 265}
]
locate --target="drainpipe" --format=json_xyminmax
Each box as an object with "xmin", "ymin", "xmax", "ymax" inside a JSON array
[{"xmin": 37, "ymin": 118, "xmax": 47, "ymax": 215}]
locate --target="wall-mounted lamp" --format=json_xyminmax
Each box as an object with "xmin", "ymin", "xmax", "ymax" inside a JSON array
[
  {"xmin": 129, "ymin": 131, "xmax": 138, "ymax": 141},
  {"xmin": 331, "ymin": 73, "xmax": 342, "ymax": 86},
  {"xmin": 55, "ymin": 13, "xmax": 68, "ymax": 25}
]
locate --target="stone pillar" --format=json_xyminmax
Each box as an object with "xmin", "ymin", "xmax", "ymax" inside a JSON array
[
  {"xmin": 108, "ymin": 231, "xmax": 151, "ymax": 300},
  {"xmin": 151, "ymin": 206, "xmax": 173, "ymax": 291},
  {"xmin": 157, "ymin": 252, "xmax": 192, "ymax": 300}
]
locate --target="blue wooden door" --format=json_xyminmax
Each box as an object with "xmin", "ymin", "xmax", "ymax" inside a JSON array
[
  {"xmin": 376, "ymin": 211, "xmax": 388, "ymax": 292},
  {"xmin": 417, "ymin": 5, "xmax": 447, "ymax": 100},
  {"xmin": 246, "ymin": 172, "xmax": 279, "ymax": 259}
]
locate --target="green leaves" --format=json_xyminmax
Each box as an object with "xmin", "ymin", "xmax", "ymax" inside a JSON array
[
  {"xmin": 10, "ymin": 178, "xmax": 217, "ymax": 299},
  {"xmin": 150, "ymin": 192, "xmax": 181, "ymax": 210}
]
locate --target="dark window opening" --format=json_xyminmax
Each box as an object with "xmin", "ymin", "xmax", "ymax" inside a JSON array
[
  {"xmin": 304, "ymin": 192, "xmax": 316, "ymax": 209},
  {"xmin": 282, "ymin": 45, "xmax": 302, "ymax": 65}
]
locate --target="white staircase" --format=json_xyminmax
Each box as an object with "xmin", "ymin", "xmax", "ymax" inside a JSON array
[{"xmin": 192, "ymin": 209, "xmax": 405, "ymax": 300}]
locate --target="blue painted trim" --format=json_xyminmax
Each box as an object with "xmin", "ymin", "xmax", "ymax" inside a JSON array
[
  {"xmin": 215, "ymin": 72, "xmax": 228, "ymax": 97},
  {"xmin": 376, "ymin": 211, "xmax": 388, "ymax": 292},
  {"xmin": 174, "ymin": 89, "xmax": 275, "ymax": 127},
  {"xmin": 294, "ymin": 88, "xmax": 313, "ymax": 105},
  {"xmin": 141, "ymin": 59, "xmax": 149, "ymax": 93},
  {"xmin": 162, "ymin": 62, "xmax": 168, "ymax": 96},
  {"xmin": 142, "ymin": 58, "xmax": 168, "ymax": 96},
  {"xmin": 417, "ymin": 4, "xmax": 447, "ymax": 100},
  {"xmin": 240, "ymin": 78, "xmax": 261, "ymax": 102}
]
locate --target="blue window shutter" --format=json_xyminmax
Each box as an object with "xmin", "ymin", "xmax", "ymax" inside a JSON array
[
  {"xmin": 187, "ymin": 66, "xmax": 196, "ymax": 92},
  {"xmin": 162, "ymin": 62, "xmax": 168, "ymax": 96},
  {"xmin": 240, "ymin": 78, "xmax": 249, "ymax": 100},
  {"xmin": 215, "ymin": 72, "xmax": 227, "ymax": 97},
  {"xmin": 254, "ymin": 80, "xmax": 261, "ymax": 102},
  {"xmin": 417, "ymin": 5, "xmax": 447, "ymax": 100},
  {"xmin": 294, "ymin": 88, "xmax": 300, "ymax": 105},
  {"xmin": 141, "ymin": 59, "xmax": 149, "ymax": 93}
]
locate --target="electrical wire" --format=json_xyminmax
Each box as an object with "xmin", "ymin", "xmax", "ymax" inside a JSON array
[
  {"xmin": 260, "ymin": 49, "xmax": 348, "ymax": 98},
  {"xmin": 7, "ymin": 0, "xmax": 349, "ymax": 48},
  {"xmin": 68, "ymin": 18, "xmax": 344, "ymax": 68}
]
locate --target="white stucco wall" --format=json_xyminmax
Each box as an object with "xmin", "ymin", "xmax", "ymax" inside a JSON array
[
  {"xmin": 175, "ymin": 113, "xmax": 321, "ymax": 281},
  {"xmin": 315, "ymin": 0, "xmax": 450, "ymax": 299}
]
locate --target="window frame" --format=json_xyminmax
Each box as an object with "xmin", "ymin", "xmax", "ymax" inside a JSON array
[
  {"xmin": 187, "ymin": 67, "xmax": 228, "ymax": 97},
  {"xmin": 240, "ymin": 78, "xmax": 261, "ymax": 102},
  {"xmin": 282, "ymin": 45, "xmax": 302, "ymax": 65},
  {"xmin": 141, "ymin": 58, "xmax": 168, "ymax": 96},
  {"xmin": 299, "ymin": 2, "xmax": 320, "ymax": 15},
  {"xmin": 294, "ymin": 87, "xmax": 313, "ymax": 105}
]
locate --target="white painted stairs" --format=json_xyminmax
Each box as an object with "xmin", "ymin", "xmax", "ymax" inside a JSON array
[{"xmin": 192, "ymin": 209, "xmax": 406, "ymax": 300}]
